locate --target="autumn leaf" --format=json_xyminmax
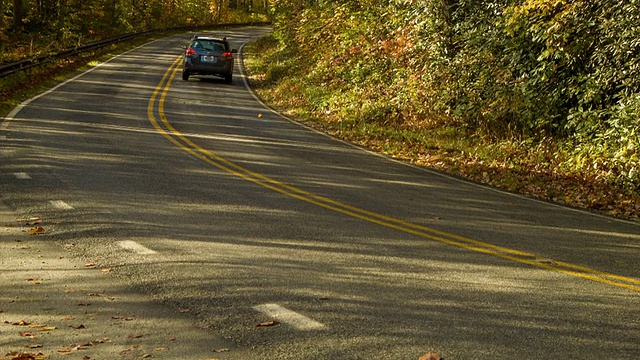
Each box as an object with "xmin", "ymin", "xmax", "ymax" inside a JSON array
[
  {"xmin": 127, "ymin": 333, "xmax": 144, "ymax": 339},
  {"xmin": 27, "ymin": 227, "xmax": 45, "ymax": 235},
  {"xmin": 35, "ymin": 326, "xmax": 56, "ymax": 332},
  {"xmin": 19, "ymin": 331, "xmax": 37, "ymax": 338},
  {"xmin": 12, "ymin": 320, "xmax": 32, "ymax": 326},
  {"xmin": 4, "ymin": 352, "xmax": 49, "ymax": 360},
  {"xmin": 255, "ymin": 320, "xmax": 279, "ymax": 327},
  {"xmin": 419, "ymin": 352, "xmax": 442, "ymax": 360},
  {"xmin": 25, "ymin": 344, "xmax": 42, "ymax": 349}
]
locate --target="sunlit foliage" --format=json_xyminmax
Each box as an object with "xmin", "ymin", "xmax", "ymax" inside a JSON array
[
  {"xmin": 264, "ymin": 0, "xmax": 640, "ymax": 196},
  {"xmin": 0, "ymin": 0, "xmax": 270, "ymax": 59}
]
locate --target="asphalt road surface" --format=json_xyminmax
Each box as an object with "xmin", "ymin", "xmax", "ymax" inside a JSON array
[{"xmin": 1, "ymin": 26, "xmax": 639, "ymax": 359}]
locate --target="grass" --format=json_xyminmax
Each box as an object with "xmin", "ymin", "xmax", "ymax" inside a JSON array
[
  {"xmin": 2, "ymin": 30, "xmax": 639, "ymax": 220},
  {"xmin": 242, "ymin": 35, "xmax": 640, "ymax": 220},
  {"xmin": 0, "ymin": 35, "xmax": 159, "ymax": 119}
]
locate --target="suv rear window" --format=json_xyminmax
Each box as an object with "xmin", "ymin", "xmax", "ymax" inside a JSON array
[{"xmin": 190, "ymin": 40, "xmax": 228, "ymax": 52}]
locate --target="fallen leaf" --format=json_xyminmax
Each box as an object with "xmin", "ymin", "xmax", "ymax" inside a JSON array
[
  {"xmin": 214, "ymin": 348, "xmax": 230, "ymax": 353},
  {"xmin": 101, "ymin": 268, "xmax": 111, "ymax": 273},
  {"xmin": 4, "ymin": 352, "xmax": 49, "ymax": 360},
  {"xmin": 84, "ymin": 262, "xmax": 96, "ymax": 268},
  {"xmin": 26, "ymin": 344, "xmax": 43, "ymax": 349},
  {"xmin": 255, "ymin": 321, "xmax": 279, "ymax": 327},
  {"xmin": 120, "ymin": 349, "xmax": 133, "ymax": 355},
  {"xmin": 419, "ymin": 352, "xmax": 443, "ymax": 360},
  {"xmin": 27, "ymin": 227, "xmax": 45, "ymax": 235},
  {"xmin": 127, "ymin": 333, "xmax": 144, "ymax": 339},
  {"xmin": 71, "ymin": 324, "xmax": 86, "ymax": 329},
  {"xmin": 77, "ymin": 303, "xmax": 91, "ymax": 306},
  {"xmin": 61, "ymin": 316, "xmax": 75, "ymax": 321},
  {"xmin": 154, "ymin": 347, "xmax": 169, "ymax": 352},
  {"xmin": 19, "ymin": 331, "xmax": 37, "ymax": 338},
  {"xmin": 178, "ymin": 308, "xmax": 190, "ymax": 313},
  {"xmin": 12, "ymin": 320, "xmax": 32, "ymax": 326},
  {"xmin": 35, "ymin": 326, "xmax": 56, "ymax": 332},
  {"xmin": 26, "ymin": 218, "xmax": 42, "ymax": 225}
]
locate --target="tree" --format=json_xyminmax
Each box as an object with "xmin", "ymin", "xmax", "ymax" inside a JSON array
[{"xmin": 12, "ymin": 0, "xmax": 23, "ymax": 32}]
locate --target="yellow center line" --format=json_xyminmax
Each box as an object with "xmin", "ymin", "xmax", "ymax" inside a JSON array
[{"xmin": 147, "ymin": 56, "xmax": 640, "ymax": 293}]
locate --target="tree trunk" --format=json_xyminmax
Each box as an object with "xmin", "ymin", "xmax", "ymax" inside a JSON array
[
  {"xmin": 0, "ymin": 0, "xmax": 5, "ymax": 31},
  {"xmin": 56, "ymin": 0, "xmax": 66, "ymax": 40},
  {"xmin": 12, "ymin": 0, "xmax": 23, "ymax": 32}
]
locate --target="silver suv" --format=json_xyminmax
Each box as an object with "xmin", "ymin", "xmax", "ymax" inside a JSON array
[{"xmin": 182, "ymin": 36, "xmax": 237, "ymax": 83}]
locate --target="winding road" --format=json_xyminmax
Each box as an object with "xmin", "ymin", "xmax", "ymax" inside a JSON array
[{"xmin": 1, "ymin": 26, "xmax": 639, "ymax": 359}]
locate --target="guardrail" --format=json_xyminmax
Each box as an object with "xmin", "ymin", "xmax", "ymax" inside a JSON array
[{"xmin": 0, "ymin": 22, "xmax": 269, "ymax": 79}]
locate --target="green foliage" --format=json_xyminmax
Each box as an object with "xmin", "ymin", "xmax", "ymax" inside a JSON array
[
  {"xmin": 0, "ymin": 0, "xmax": 270, "ymax": 62},
  {"xmin": 251, "ymin": 0, "xmax": 640, "ymax": 215}
]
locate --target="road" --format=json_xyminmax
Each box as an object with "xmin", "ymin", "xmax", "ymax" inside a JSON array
[{"xmin": 1, "ymin": 26, "xmax": 639, "ymax": 359}]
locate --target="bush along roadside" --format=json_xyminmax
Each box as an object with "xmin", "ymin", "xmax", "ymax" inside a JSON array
[{"xmin": 242, "ymin": 25, "xmax": 640, "ymax": 220}]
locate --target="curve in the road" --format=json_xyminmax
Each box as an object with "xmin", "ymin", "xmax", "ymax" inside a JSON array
[{"xmin": 146, "ymin": 53, "xmax": 640, "ymax": 294}]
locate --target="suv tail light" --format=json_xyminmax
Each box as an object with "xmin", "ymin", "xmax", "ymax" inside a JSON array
[
  {"xmin": 222, "ymin": 52, "xmax": 233, "ymax": 58},
  {"xmin": 186, "ymin": 48, "xmax": 197, "ymax": 56}
]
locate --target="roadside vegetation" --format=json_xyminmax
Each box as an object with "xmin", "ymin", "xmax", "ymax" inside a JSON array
[
  {"xmin": 0, "ymin": 0, "xmax": 270, "ymax": 139},
  {"xmin": 2, "ymin": 0, "xmax": 639, "ymax": 220},
  {"xmin": 242, "ymin": 0, "xmax": 640, "ymax": 219}
]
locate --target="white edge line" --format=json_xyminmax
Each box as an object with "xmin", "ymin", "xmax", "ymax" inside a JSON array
[
  {"xmin": 0, "ymin": 40, "xmax": 158, "ymax": 131},
  {"xmin": 253, "ymin": 303, "xmax": 325, "ymax": 331},
  {"xmin": 117, "ymin": 240, "xmax": 157, "ymax": 255},
  {"xmin": 14, "ymin": 172, "xmax": 32, "ymax": 179},
  {"xmin": 50, "ymin": 200, "xmax": 74, "ymax": 210}
]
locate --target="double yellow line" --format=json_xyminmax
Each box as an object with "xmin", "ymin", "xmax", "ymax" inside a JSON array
[{"xmin": 148, "ymin": 56, "xmax": 640, "ymax": 293}]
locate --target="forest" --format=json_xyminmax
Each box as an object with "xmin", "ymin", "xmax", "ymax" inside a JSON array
[
  {"xmin": 0, "ymin": 0, "xmax": 269, "ymax": 61},
  {"xmin": 2, "ymin": 0, "xmax": 639, "ymax": 217},
  {"xmin": 247, "ymin": 0, "xmax": 640, "ymax": 217}
]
